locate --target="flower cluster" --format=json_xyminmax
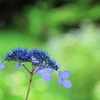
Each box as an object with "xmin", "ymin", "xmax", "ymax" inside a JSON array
[
  {"xmin": 0, "ymin": 48, "xmax": 72, "ymax": 88},
  {"xmin": 5, "ymin": 48, "xmax": 58, "ymax": 71}
]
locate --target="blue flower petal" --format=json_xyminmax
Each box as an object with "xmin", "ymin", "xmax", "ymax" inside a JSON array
[
  {"xmin": 36, "ymin": 70, "xmax": 44, "ymax": 75},
  {"xmin": 0, "ymin": 64, "xmax": 5, "ymax": 70},
  {"xmin": 63, "ymin": 80, "xmax": 72, "ymax": 88},
  {"xmin": 42, "ymin": 74, "xmax": 52, "ymax": 82},
  {"xmin": 58, "ymin": 71, "xmax": 63, "ymax": 78},
  {"xmin": 46, "ymin": 68, "xmax": 53, "ymax": 74},
  {"xmin": 58, "ymin": 78, "xmax": 63, "ymax": 86},
  {"xmin": 63, "ymin": 70, "xmax": 71, "ymax": 79}
]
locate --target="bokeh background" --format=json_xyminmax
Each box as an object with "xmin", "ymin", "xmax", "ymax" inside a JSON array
[{"xmin": 0, "ymin": 0, "xmax": 100, "ymax": 100}]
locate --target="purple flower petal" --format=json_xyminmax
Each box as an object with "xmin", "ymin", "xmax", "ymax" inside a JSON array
[
  {"xmin": 58, "ymin": 78, "xmax": 63, "ymax": 86},
  {"xmin": 46, "ymin": 68, "xmax": 53, "ymax": 74},
  {"xmin": 42, "ymin": 74, "xmax": 52, "ymax": 82},
  {"xmin": 36, "ymin": 68, "xmax": 50, "ymax": 75},
  {"xmin": 63, "ymin": 70, "xmax": 71, "ymax": 79},
  {"xmin": 58, "ymin": 71, "xmax": 63, "ymax": 78},
  {"xmin": 63, "ymin": 80, "xmax": 72, "ymax": 88},
  {"xmin": 0, "ymin": 64, "xmax": 5, "ymax": 70},
  {"xmin": 36, "ymin": 70, "xmax": 44, "ymax": 75}
]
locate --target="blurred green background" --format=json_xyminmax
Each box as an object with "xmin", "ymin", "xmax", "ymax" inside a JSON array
[{"xmin": 0, "ymin": 0, "xmax": 100, "ymax": 100}]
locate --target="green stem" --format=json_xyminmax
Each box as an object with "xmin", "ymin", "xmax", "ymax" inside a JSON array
[
  {"xmin": 25, "ymin": 66, "xmax": 36, "ymax": 100},
  {"xmin": 25, "ymin": 73, "xmax": 32, "ymax": 100}
]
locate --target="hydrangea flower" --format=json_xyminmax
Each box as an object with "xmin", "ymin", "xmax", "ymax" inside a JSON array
[
  {"xmin": 0, "ymin": 48, "xmax": 72, "ymax": 89},
  {"xmin": 58, "ymin": 70, "xmax": 72, "ymax": 88}
]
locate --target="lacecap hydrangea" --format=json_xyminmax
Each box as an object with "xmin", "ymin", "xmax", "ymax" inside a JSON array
[{"xmin": 0, "ymin": 48, "xmax": 72, "ymax": 88}]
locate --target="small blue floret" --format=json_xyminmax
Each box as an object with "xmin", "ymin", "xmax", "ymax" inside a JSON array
[{"xmin": 58, "ymin": 70, "xmax": 72, "ymax": 88}]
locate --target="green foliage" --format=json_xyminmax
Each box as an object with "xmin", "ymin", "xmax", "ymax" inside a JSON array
[{"xmin": 12, "ymin": 3, "xmax": 100, "ymax": 40}]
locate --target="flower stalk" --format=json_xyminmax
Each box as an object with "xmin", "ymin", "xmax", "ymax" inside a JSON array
[
  {"xmin": 25, "ymin": 74, "xmax": 32, "ymax": 100},
  {"xmin": 24, "ymin": 64, "xmax": 35, "ymax": 100}
]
